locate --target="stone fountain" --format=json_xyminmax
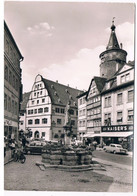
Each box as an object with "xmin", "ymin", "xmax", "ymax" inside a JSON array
[{"xmin": 40, "ymin": 101, "xmax": 94, "ymax": 171}]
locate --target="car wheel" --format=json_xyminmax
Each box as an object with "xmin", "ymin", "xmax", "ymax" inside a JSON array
[{"xmin": 113, "ymin": 150, "xmax": 117, "ymax": 154}]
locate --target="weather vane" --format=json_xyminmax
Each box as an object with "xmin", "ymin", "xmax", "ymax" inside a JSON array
[{"xmin": 112, "ymin": 17, "xmax": 115, "ymax": 25}]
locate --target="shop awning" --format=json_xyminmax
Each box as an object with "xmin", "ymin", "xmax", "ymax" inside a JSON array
[{"xmin": 83, "ymin": 132, "xmax": 133, "ymax": 138}]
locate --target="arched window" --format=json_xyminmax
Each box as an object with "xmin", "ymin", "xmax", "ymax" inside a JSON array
[
  {"xmin": 34, "ymin": 131, "xmax": 39, "ymax": 138},
  {"xmin": 28, "ymin": 119, "xmax": 33, "ymax": 125},
  {"xmin": 44, "ymin": 107, "xmax": 49, "ymax": 113},
  {"xmin": 35, "ymin": 119, "xmax": 40, "ymax": 124}
]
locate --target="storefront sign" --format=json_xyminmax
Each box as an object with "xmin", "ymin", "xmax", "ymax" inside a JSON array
[{"xmin": 101, "ymin": 124, "xmax": 133, "ymax": 132}]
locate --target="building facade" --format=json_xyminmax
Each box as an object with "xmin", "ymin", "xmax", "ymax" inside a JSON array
[
  {"xmin": 25, "ymin": 74, "xmax": 82, "ymax": 141},
  {"xmin": 86, "ymin": 77, "xmax": 106, "ymax": 143},
  {"xmin": 77, "ymin": 91, "xmax": 87, "ymax": 140},
  {"xmin": 101, "ymin": 62, "xmax": 134, "ymax": 148},
  {"xmin": 4, "ymin": 21, "xmax": 24, "ymax": 140},
  {"xmin": 78, "ymin": 21, "xmax": 134, "ymax": 149}
]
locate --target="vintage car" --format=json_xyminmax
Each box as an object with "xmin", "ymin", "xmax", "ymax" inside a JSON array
[
  {"xmin": 24, "ymin": 140, "xmax": 46, "ymax": 154},
  {"xmin": 103, "ymin": 143, "xmax": 128, "ymax": 154}
]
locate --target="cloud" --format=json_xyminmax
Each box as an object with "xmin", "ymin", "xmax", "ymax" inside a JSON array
[
  {"xmin": 39, "ymin": 45, "xmax": 105, "ymax": 91},
  {"xmin": 27, "ymin": 22, "xmax": 55, "ymax": 36},
  {"xmin": 23, "ymin": 22, "xmax": 134, "ymax": 93}
]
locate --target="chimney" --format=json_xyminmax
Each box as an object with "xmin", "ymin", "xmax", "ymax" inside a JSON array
[
  {"xmin": 120, "ymin": 43, "xmax": 123, "ymax": 49},
  {"xmin": 56, "ymin": 80, "xmax": 58, "ymax": 83}
]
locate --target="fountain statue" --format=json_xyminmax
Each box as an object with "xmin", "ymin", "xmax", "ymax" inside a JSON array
[{"xmin": 63, "ymin": 101, "xmax": 72, "ymax": 145}]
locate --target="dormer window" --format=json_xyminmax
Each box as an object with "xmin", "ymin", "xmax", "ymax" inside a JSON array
[{"xmin": 51, "ymin": 84, "xmax": 54, "ymax": 89}]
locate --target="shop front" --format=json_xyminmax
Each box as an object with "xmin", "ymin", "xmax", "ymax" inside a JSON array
[
  {"xmin": 101, "ymin": 124, "xmax": 133, "ymax": 151},
  {"xmin": 4, "ymin": 119, "xmax": 18, "ymax": 140}
]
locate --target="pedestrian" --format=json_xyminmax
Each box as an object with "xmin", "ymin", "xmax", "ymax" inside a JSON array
[
  {"xmin": 10, "ymin": 140, "xmax": 16, "ymax": 158},
  {"xmin": 22, "ymin": 135, "xmax": 27, "ymax": 148}
]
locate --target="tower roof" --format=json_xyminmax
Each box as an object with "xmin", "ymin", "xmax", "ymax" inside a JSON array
[{"xmin": 106, "ymin": 18, "xmax": 120, "ymax": 50}]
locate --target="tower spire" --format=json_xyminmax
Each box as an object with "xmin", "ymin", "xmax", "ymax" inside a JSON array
[{"xmin": 106, "ymin": 17, "xmax": 120, "ymax": 50}]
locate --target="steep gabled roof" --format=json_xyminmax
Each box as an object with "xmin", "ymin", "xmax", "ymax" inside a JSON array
[
  {"xmin": 20, "ymin": 92, "xmax": 31, "ymax": 111},
  {"xmin": 94, "ymin": 76, "xmax": 107, "ymax": 92},
  {"xmin": 42, "ymin": 78, "xmax": 83, "ymax": 107},
  {"xmin": 86, "ymin": 76, "xmax": 107, "ymax": 98}
]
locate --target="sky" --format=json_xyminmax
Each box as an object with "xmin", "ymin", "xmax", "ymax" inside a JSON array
[{"xmin": 4, "ymin": 1, "xmax": 135, "ymax": 93}]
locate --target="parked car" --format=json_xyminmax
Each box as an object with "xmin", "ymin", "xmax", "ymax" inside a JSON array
[
  {"xmin": 24, "ymin": 140, "xmax": 46, "ymax": 154},
  {"xmin": 103, "ymin": 143, "xmax": 128, "ymax": 154}
]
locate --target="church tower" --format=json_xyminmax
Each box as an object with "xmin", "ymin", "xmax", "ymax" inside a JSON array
[{"xmin": 99, "ymin": 19, "xmax": 127, "ymax": 79}]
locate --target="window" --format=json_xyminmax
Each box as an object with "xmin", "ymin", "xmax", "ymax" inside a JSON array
[
  {"xmin": 54, "ymin": 134, "xmax": 59, "ymax": 138},
  {"xmin": 4, "ymin": 65, "xmax": 8, "ymax": 80},
  {"xmin": 117, "ymin": 111, "xmax": 123, "ymax": 122},
  {"xmin": 71, "ymin": 120, "xmax": 75, "ymax": 126},
  {"xmin": 15, "ymin": 102, "xmax": 17, "ymax": 115},
  {"xmin": 70, "ymin": 109, "xmax": 74, "ymax": 115},
  {"xmin": 42, "ymin": 118, "xmax": 47, "ymax": 124},
  {"xmin": 12, "ymin": 100, "xmax": 14, "ymax": 114},
  {"xmin": 37, "ymin": 92, "xmax": 39, "ymax": 96},
  {"xmin": 121, "ymin": 73, "xmax": 130, "ymax": 83},
  {"xmin": 42, "ymin": 98, "xmax": 45, "ymax": 103},
  {"xmin": 37, "ymin": 100, "xmax": 39, "ymax": 104},
  {"xmin": 4, "ymin": 94, "xmax": 7, "ymax": 110},
  {"xmin": 38, "ymin": 108, "xmax": 43, "ymax": 113},
  {"xmin": 128, "ymin": 90, "xmax": 133, "ymax": 102},
  {"xmin": 31, "ymin": 109, "xmax": 33, "ymax": 114},
  {"xmin": 34, "ymin": 109, "xmax": 37, "ymax": 114},
  {"xmin": 12, "ymin": 75, "xmax": 15, "ymax": 88},
  {"xmin": 28, "ymin": 119, "xmax": 33, "ymax": 125},
  {"xmin": 40, "ymin": 91, "xmax": 42, "ymax": 95},
  {"xmin": 42, "ymin": 132, "xmax": 45, "ymax": 137},
  {"xmin": 104, "ymin": 113, "xmax": 111, "ymax": 125},
  {"xmin": 15, "ymin": 79, "xmax": 18, "ymax": 91},
  {"xmin": 34, "ymin": 92, "xmax": 36, "ymax": 96},
  {"xmin": 117, "ymin": 93, "xmax": 123, "ymax": 104},
  {"xmin": 55, "ymin": 108, "xmax": 60, "ymax": 113},
  {"xmin": 125, "ymin": 73, "xmax": 130, "ymax": 82},
  {"xmin": 35, "ymin": 119, "xmax": 40, "ymax": 124},
  {"xmin": 28, "ymin": 110, "xmax": 31, "ymax": 115},
  {"xmin": 44, "ymin": 107, "xmax": 49, "ymax": 113},
  {"xmin": 8, "ymin": 96, "xmax": 11, "ymax": 112},
  {"xmin": 61, "ymin": 108, "xmax": 65, "ymax": 113},
  {"xmin": 57, "ymin": 119, "xmax": 62, "ymax": 124},
  {"xmin": 9, "ymin": 70, "xmax": 12, "ymax": 84},
  {"xmin": 32, "ymin": 101, "xmax": 34, "ymax": 105},
  {"xmin": 104, "ymin": 96, "xmax": 111, "ymax": 107},
  {"xmin": 128, "ymin": 110, "xmax": 133, "ymax": 121},
  {"xmin": 121, "ymin": 75, "xmax": 125, "ymax": 83}
]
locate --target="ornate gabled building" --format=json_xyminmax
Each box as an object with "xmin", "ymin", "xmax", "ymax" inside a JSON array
[
  {"xmin": 4, "ymin": 21, "xmax": 24, "ymax": 140},
  {"xmin": 85, "ymin": 77, "xmax": 106, "ymax": 143},
  {"xmin": 25, "ymin": 74, "xmax": 83, "ymax": 141}
]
